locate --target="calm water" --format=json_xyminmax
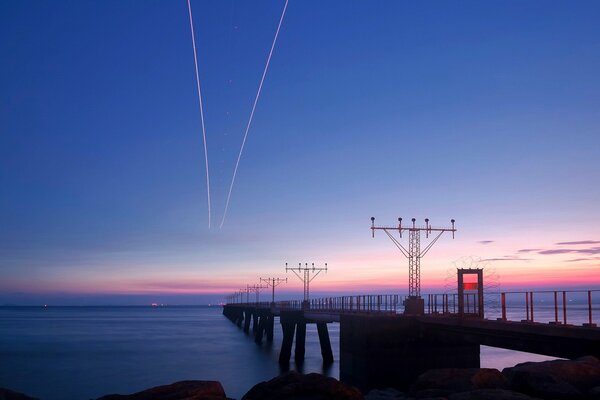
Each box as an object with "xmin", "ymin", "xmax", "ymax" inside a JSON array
[{"xmin": 0, "ymin": 306, "xmax": 558, "ymax": 400}]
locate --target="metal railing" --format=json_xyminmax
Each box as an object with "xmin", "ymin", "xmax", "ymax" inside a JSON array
[
  {"xmin": 426, "ymin": 293, "xmax": 479, "ymax": 315},
  {"xmin": 307, "ymin": 294, "xmax": 402, "ymax": 313},
  {"xmin": 225, "ymin": 295, "xmax": 403, "ymax": 313},
  {"xmin": 224, "ymin": 289, "xmax": 600, "ymax": 327},
  {"xmin": 496, "ymin": 290, "xmax": 599, "ymax": 326}
]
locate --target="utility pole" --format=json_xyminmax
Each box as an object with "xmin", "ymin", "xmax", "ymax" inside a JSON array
[
  {"xmin": 260, "ymin": 277, "xmax": 287, "ymax": 304},
  {"xmin": 228, "ymin": 290, "xmax": 241, "ymax": 304},
  {"xmin": 371, "ymin": 217, "xmax": 456, "ymax": 315},
  {"xmin": 246, "ymin": 284, "xmax": 266, "ymax": 304},
  {"xmin": 285, "ymin": 262, "xmax": 327, "ymax": 308}
]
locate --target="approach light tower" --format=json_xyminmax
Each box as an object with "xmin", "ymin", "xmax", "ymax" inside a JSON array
[
  {"xmin": 371, "ymin": 217, "xmax": 456, "ymax": 315},
  {"xmin": 260, "ymin": 277, "xmax": 287, "ymax": 304},
  {"xmin": 285, "ymin": 263, "xmax": 327, "ymax": 308},
  {"xmin": 242, "ymin": 286, "xmax": 251, "ymax": 303},
  {"xmin": 246, "ymin": 284, "xmax": 266, "ymax": 304}
]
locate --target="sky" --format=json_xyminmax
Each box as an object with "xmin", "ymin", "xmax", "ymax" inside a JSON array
[{"xmin": 1, "ymin": 0, "xmax": 600, "ymax": 305}]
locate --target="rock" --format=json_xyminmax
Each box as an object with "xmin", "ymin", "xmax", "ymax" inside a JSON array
[
  {"xmin": 410, "ymin": 368, "xmax": 507, "ymax": 394},
  {"xmin": 242, "ymin": 371, "xmax": 363, "ymax": 400},
  {"xmin": 414, "ymin": 388, "xmax": 453, "ymax": 398},
  {"xmin": 588, "ymin": 386, "xmax": 600, "ymax": 399},
  {"xmin": 96, "ymin": 380, "xmax": 226, "ymax": 400},
  {"xmin": 0, "ymin": 388, "xmax": 39, "ymax": 400},
  {"xmin": 503, "ymin": 356, "xmax": 600, "ymax": 399},
  {"xmin": 364, "ymin": 388, "xmax": 407, "ymax": 399},
  {"xmin": 447, "ymin": 389, "xmax": 541, "ymax": 400}
]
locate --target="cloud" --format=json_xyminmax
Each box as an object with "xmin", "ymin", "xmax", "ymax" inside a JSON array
[
  {"xmin": 539, "ymin": 247, "xmax": 600, "ymax": 256},
  {"xmin": 482, "ymin": 256, "xmax": 532, "ymax": 262},
  {"xmin": 478, "ymin": 240, "xmax": 494, "ymax": 245},
  {"xmin": 556, "ymin": 240, "xmax": 600, "ymax": 246},
  {"xmin": 517, "ymin": 248, "xmax": 542, "ymax": 253},
  {"xmin": 538, "ymin": 249, "xmax": 576, "ymax": 255},
  {"xmin": 518, "ymin": 241, "xmax": 600, "ymax": 257},
  {"xmin": 565, "ymin": 258, "xmax": 599, "ymax": 262}
]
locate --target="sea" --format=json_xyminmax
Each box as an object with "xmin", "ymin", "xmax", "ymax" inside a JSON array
[{"xmin": 0, "ymin": 305, "xmax": 571, "ymax": 400}]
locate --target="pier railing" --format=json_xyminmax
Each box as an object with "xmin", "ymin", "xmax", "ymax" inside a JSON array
[
  {"xmin": 307, "ymin": 294, "xmax": 402, "ymax": 313},
  {"xmin": 426, "ymin": 289, "xmax": 600, "ymax": 327},
  {"xmin": 229, "ymin": 295, "xmax": 403, "ymax": 313},
  {"xmin": 496, "ymin": 289, "xmax": 599, "ymax": 327},
  {"xmin": 225, "ymin": 289, "xmax": 600, "ymax": 327}
]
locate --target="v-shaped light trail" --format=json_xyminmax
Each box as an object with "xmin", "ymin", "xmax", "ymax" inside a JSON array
[
  {"xmin": 220, "ymin": 0, "xmax": 289, "ymax": 228},
  {"xmin": 187, "ymin": 0, "xmax": 212, "ymax": 228}
]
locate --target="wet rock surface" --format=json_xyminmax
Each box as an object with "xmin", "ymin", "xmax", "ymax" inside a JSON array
[
  {"xmin": 96, "ymin": 380, "xmax": 227, "ymax": 400},
  {"xmin": 0, "ymin": 388, "xmax": 39, "ymax": 400},
  {"xmin": 364, "ymin": 388, "xmax": 407, "ymax": 399},
  {"xmin": 242, "ymin": 371, "xmax": 363, "ymax": 400},
  {"xmin": 4, "ymin": 357, "xmax": 600, "ymax": 400},
  {"xmin": 447, "ymin": 388, "xmax": 541, "ymax": 400},
  {"xmin": 503, "ymin": 356, "xmax": 600, "ymax": 399},
  {"xmin": 410, "ymin": 368, "xmax": 508, "ymax": 394}
]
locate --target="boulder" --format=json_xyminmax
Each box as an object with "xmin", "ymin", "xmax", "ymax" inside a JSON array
[
  {"xmin": 242, "ymin": 371, "xmax": 363, "ymax": 400},
  {"xmin": 0, "ymin": 388, "xmax": 39, "ymax": 400},
  {"xmin": 364, "ymin": 388, "xmax": 407, "ymax": 399},
  {"xmin": 414, "ymin": 388, "xmax": 453, "ymax": 398},
  {"xmin": 96, "ymin": 380, "xmax": 226, "ymax": 400},
  {"xmin": 411, "ymin": 368, "xmax": 507, "ymax": 394},
  {"xmin": 503, "ymin": 356, "xmax": 600, "ymax": 399},
  {"xmin": 588, "ymin": 386, "xmax": 600, "ymax": 399},
  {"xmin": 448, "ymin": 389, "xmax": 541, "ymax": 400}
]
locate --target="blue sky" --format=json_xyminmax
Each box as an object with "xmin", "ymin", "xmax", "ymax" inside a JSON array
[{"xmin": 1, "ymin": 1, "xmax": 600, "ymax": 305}]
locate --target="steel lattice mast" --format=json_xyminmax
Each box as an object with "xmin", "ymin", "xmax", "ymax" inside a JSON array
[
  {"xmin": 371, "ymin": 217, "xmax": 456, "ymax": 313},
  {"xmin": 246, "ymin": 284, "xmax": 266, "ymax": 303},
  {"xmin": 285, "ymin": 263, "xmax": 327, "ymax": 305},
  {"xmin": 260, "ymin": 277, "xmax": 287, "ymax": 303}
]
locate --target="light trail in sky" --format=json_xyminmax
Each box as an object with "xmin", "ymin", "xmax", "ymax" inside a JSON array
[
  {"xmin": 187, "ymin": 0, "xmax": 212, "ymax": 228},
  {"xmin": 220, "ymin": 0, "xmax": 289, "ymax": 229}
]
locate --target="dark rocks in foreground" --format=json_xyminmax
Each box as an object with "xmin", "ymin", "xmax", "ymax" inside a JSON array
[
  {"xmin": 0, "ymin": 388, "xmax": 39, "ymax": 400},
  {"xmin": 242, "ymin": 371, "xmax": 363, "ymax": 400},
  {"xmin": 503, "ymin": 356, "xmax": 600, "ymax": 400},
  {"xmin": 3, "ymin": 356, "xmax": 600, "ymax": 400},
  {"xmin": 410, "ymin": 368, "xmax": 508, "ymax": 394},
  {"xmin": 363, "ymin": 356, "xmax": 600, "ymax": 400},
  {"xmin": 96, "ymin": 380, "xmax": 227, "ymax": 400}
]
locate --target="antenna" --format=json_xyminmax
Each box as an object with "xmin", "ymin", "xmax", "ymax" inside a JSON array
[
  {"xmin": 371, "ymin": 217, "xmax": 457, "ymax": 314},
  {"xmin": 285, "ymin": 262, "xmax": 327, "ymax": 307},
  {"xmin": 244, "ymin": 284, "xmax": 267, "ymax": 304},
  {"xmin": 260, "ymin": 277, "xmax": 288, "ymax": 304},
  {"xmin": 243, "ymin": 286, "xmax": 251, "ymax": 303}
]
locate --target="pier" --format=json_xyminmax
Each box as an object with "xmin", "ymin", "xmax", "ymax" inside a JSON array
[
  {"xmin": 223, "ymin": 289, "xmax": 600, "ymax": 391},
  {"xmin": 223, "ymin": 224, "xmax": 600, "ymax": 390}
]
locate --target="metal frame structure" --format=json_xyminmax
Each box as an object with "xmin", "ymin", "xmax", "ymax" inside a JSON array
[
  {"xmin": 285, "ymin": 263, "xmax": 327, "ymax": 303},
  {"xmin": 244, "ymin": 284, "xmax": 266, "ymax": 303},
  {"xmin": 371, "ymin": 217, "xmax": 456, "ymax": 298},
  {"xmin": 457, "ymin": 268, "xmax": 484, "ymax": 318},
  {"xmin": 260, "ymin": 277, "xmax": 287, "ymax": 303}
]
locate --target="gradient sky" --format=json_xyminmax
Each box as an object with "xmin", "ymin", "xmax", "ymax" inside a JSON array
[{"xmin": 1, "ymin": 1, "xmax": 600, "ymax": 305}]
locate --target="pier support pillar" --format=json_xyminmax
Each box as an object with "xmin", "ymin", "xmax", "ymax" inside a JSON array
[
  {"xmin": 317, "ymin": 322, "xmax": 334, "ymax": 364},
  {"xmin": 266, "ymin": 315, "xmax": 274, "ymax": 342},
  {"xmin": 255, "ymin": 316, "xmax": 265, "ymax": 344},
  {"xmin": 243, "ymin": 310, "xmax": 251, "ymax": 333},
  {"xmin": 279, "ymin": 320, "xmax": 296, "ymax": 364},
  {"xmin": 340, "ymin": 314, "xmax": 479, "ymax": 392},
  {"xmin": 294, "ymin": 321, "xmax": 306, "ymax": 363},
  {"xmin": 236, "ymin": 310, "xmax": 243, "ymax": 327},
  {"xmin": 252, "ymin": 312, "xmax": 259, "ymax": 332}
]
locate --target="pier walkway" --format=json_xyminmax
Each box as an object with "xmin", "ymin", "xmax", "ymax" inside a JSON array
[{"xmin": 223, "ymin": 290, "xmax": 600, "ymax": 390}]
